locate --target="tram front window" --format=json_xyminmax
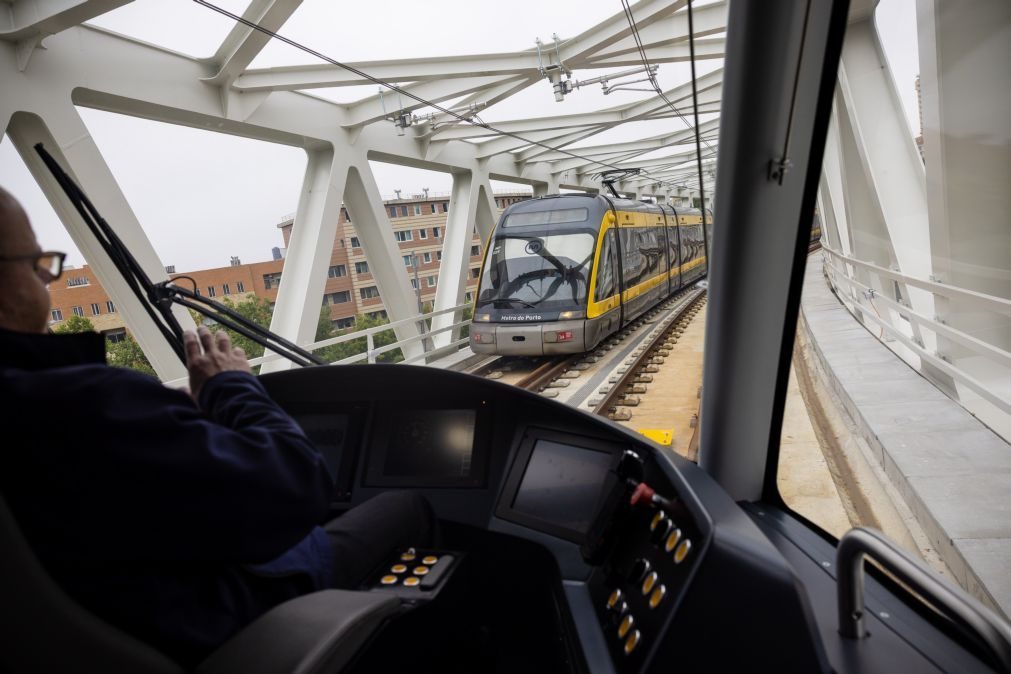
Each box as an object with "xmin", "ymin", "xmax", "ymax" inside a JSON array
[{"xmin": 476, "ymin": 232, "xmax": 596, "ymax": 311}]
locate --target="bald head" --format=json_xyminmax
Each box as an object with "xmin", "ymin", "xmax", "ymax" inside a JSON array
[{"xmin": 0, "ymin": 186, "xmax": 52, "ymax": 333}]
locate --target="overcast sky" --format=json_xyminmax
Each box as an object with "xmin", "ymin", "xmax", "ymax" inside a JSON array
[{"xmin": 0, "ymin": 0, "xmax": 920, "ymax": 272}]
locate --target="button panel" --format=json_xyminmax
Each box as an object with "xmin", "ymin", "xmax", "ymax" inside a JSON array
[{"xmin": 593, "ymin": 502, "xmax": 704, "ymax": 674}]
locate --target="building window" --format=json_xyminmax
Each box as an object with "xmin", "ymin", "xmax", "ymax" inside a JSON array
[
  {"xmin": 465, "ymin": 292, "xmax": 473, "ymax": 302},
  {"xmin": 208, "ymin": 286, "xmax": 216, "ymax": 297},
  {"xmin": 342, "ymin": 207, "xmax": 351, "ymax": 222},
  {"xmin": 72, "ymin": 305, "xmax": 84, "ymax": 317},
  {"xmin": 426, "ymin": 276, "xmax": 437, "ymax": 288},
  {"xmin": 359, "ymin": 286, "xmax": 380, "ymax": 300},
  {"xmin": 431, "ymin": 204, "xmax": 438, "ymax": 214},
  {"xmin": 90, "ymin": 303, "xmax": 101, "ymax": 315},
  {"xmin": 106, "ymin": 300, "xmax": 116, "ymax": 313},
  {"xmin": 236, "ymin": 281, "xmax": 245, "ymax": 293},
  {"xmin": 419, "ymin": 228, "xmax": 428, "ymax": 240},
  {"xmin": 51, "ymin": 309, "xmax": 63, "ymax": 322},
  {"xmin": 423, "ymin": 252, "xmax": 432, "ymax": 264},
  {"xmin": 195, "ymin": 288, "xmax": 201, "ymax": 297},
  {"xmin": 222, "ymin": 283, "xmax": 231, "ymax": 295},
  {"xmin": 355, "ymin": 261, "xmax": 369, "ymax": 274},
  {"xmin": 398, "ymin": 205, "xmax": 408, "ymax": 217},
  {"xmin": 442, "ymin": 202, "xmax": 449, "ymax": 212},
  {"xmin": 334, "ymin": 316, "xmax": 356, "ymax": 330},
  {"xmin": 367, "ymin": 310, "xmax": 388, "ymax": 320},
  {"xmin": 350, "ymin": 236, "xmax": 361, "ymax": 248},
  {"xmin": 436, "ymin": 251, "xmax": 443, "ymax": 261},
  {"xmin": 410, "ymin": 278, "xmax": 419, "ymax": 289},
  {"xmin": 328, "ymin": 264, "xmax": 347, "ymax": 278},
  {"xmin": 471, "ymin": 267, "xmax": 480, "ymax": 279},
  {"xmin": 105, "ymin": 329, "xmax": 126, "ymax": 344},
  {"xmin": 389, "ymin": 206, "xmax": 397, "ymax": 218},
  {"xmin": 394, "ymin": 230, "xmax": 413, "ymax": 242},
  {"xmin": 66, "ymin": 276, "xmax": 89, "ymax": 287},
  {"xmin": 263, "ymin": 273, "xmax": 281, "ymax": 290},
  {"xmin": 413, "ymin": 204, "xmax": 421, "ymax": 216},
  {"xmin": 323, "ymin": 290, "xmax": 351, "ymax": 305},
  {"xmin": 403, "ymin": 254, "xmax": 413, "ymax": 267},
  {"xmin": 471, "ymin": 245, "xmax": 480, "ymax": 257},
  {"xmin": 432, "ymin": 227, "xmax": 440, "ymax": 238}
]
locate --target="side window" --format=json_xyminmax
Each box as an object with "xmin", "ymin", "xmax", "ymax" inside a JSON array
[
  {"xmin": 668, "ymin": 226, "xmax": 679, "ymax": 268},
  {"xmin": 619, "ymin": 228, "xmax": 643, "ymax": 288},
  {"xmin": 594, "ymin": 230, "xmax": 618, "ymax": 302}
]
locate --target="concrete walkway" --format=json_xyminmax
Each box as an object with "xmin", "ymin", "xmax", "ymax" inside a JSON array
[{"xmin": 801, "ymin": 254, "xmax": 1011, "ymax": 618}]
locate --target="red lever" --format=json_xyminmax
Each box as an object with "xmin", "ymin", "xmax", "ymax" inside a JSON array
[{"xmin": 630, "ymin": 481, "xmax": 656, "ymax": 507}]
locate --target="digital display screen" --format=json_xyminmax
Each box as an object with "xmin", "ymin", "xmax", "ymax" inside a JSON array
[
  {"xmin": 380, "ymin": 409, "xmax": 477, "ymax": 479},
  {"xmin": 511, "ymin": 439, "xmax": 612, "ymax": 535},
  {"xmin": 294, "ymin": 413, "xmax": 350, "ymax": 482}
]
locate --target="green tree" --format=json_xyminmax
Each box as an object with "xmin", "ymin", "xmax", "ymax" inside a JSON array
[
  {"xmin": 53, "ymin": 314, "xmax": 95, "ymax": 334},
  {"xmin": 106, "ymin": 332, "xmax": 156, "ymax": 377}
]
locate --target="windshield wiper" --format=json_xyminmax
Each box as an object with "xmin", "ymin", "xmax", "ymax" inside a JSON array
[
  {"xmin": 491, "ymin": 297, "xmax": 538, "ymax": 309},
  {"xmin": 34, "ymin": 144, "xmax": 325, "ymax": 368}
]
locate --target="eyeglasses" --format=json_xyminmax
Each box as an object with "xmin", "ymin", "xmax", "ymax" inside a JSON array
[{"xmin": 0, "ymin": 251, "xmax": 67, "ymax": 280}]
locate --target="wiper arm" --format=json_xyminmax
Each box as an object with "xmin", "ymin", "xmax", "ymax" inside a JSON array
[
  {"xmin": 492, "ymin": 297, "xmax": 538, "ymax": 309},
  {"xmin": 34, "ymin": 144, "xmax": 325, "ymax": 369}
]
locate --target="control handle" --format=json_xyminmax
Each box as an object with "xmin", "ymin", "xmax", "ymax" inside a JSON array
[{"xmin": 837, "ymin": 527, "xmax": 1011, "ymax": 672}]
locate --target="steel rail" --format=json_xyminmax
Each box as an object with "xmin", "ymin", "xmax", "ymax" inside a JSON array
[{"xmin": 592, "ymin": 290, "xmax": 707, "ymax": 417}]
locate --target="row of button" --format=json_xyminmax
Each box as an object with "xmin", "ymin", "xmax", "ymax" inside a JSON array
[
  {"xmin": 649, "ymin": 511, "xmax": 693, "ymax": 564},
  {"xmin": 607, "ymin": 590, "xmax": 642, "ymax": 655}
]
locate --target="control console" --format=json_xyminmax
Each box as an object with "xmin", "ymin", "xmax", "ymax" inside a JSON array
[{"xmin": 589, "ymin": 496, "xmax": 704, "ymax": 672}]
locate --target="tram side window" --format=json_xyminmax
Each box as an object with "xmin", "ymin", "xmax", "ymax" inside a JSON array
[
  {"xmin": 648, "ymin": 226, "xmax": 665, "ymax": 277},
  {"xmin": 667, "ymin": 226, "xmax": 679, "ymax": 269},
  {"xmin": 594, "ymin": 231, "xmax": 618, "ymax": 302},
  {"xmin": 619, "ymin": 228, "xmax": 645, "ymax": 288}
]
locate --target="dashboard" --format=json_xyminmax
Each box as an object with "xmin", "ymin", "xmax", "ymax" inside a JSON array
[{"xmin": 260, "ymin": 363, "xmax": 996, "ymax": 674}]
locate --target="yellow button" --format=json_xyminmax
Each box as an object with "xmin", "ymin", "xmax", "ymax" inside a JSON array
[
  {"xmin": 391, "ymin": 564, "xmax": 407, "ymax": 574},
  {"xmin": 422, "ymin": 555, "xmax": 438, "ymax": 565},
  {"xmin": 413, "ymin": 566, "xmax": 430, "ymax": 576},
  {"xmin": 650, "ymin": 511, "xmax": 664, "ymax": 532},
  {"xmin": 607, "ymin": 588, "xmax": 623, "ymax": 610},
  {"xmin": 400, "ymin": 552, "xmax": 416, "ymax": 562},
  {"xmin": 664, "ymin": 528, "xmax": 682, "ymax": 553},
  {"xmin": 641, "ymin": 571, "xmax": 658, "ymax": 595},
  {"xmin": 624, "ymin": 630, "xmax": 641, "ymax": 655},
  {"xmin": 403, "ymin": 576, "xmax": 420, "ymax": 587},
  {"xmin": 618, "ymin": 614, "xmax": 635, "ymax": 639},
  {"xmin": 674, "ymin": 539, "xmax": 692, "ymax": 564},
  {"xmin": 380, "ymin": 575, "xmax": 398, "ymax": 585},
  {"xmin": 649, "ymin": 585, "xmax": 666, "ymax": 609}
]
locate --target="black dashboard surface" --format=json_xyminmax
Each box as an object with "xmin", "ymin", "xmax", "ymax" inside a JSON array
[{"xmin": 259, "ymin": 364, "xmax": 994, "ymax": 674}]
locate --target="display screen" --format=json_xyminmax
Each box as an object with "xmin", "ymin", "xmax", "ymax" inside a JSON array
[
  {"xmin": 511, "ymin": 439, "xmax": 612, "ymax": 535},
  {"xmin": 294, "ymin": 413, "xmax": 351, "ymax": 482},
  {"xmin": 377, "ymin": 409, "xmax": 477, "ymax": 480}
]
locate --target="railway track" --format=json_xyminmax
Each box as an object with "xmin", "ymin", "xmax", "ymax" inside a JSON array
[{"xmin": 590, "ymin": 292, "xmax": 707, "ymax": 421}]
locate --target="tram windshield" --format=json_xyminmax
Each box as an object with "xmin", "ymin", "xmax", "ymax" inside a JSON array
[{"xmin": 476, "ymin": 232, "xmax": 597, "ymax": 311}]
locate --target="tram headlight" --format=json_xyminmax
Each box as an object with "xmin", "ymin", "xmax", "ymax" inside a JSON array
[
  {"xmin": 474, "ymin": 313, "xmax": 492, "ymax": 322},
  {"xmin": 558, "ymin": 310, "xmax": 585, "ymax": 320}
]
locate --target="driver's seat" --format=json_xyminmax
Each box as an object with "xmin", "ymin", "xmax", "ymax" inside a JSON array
[{"xmin": 0, "ymin": 494, "xmax": 398, "ymax": 674}]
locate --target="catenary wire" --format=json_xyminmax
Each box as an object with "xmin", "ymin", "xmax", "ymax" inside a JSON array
[{"xmin": 194, "ymin": 0, "xmax": 704, "ymax": 192}]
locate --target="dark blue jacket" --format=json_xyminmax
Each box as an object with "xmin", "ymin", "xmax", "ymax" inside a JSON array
[{"xmin": 0, "ymin": 329, "xmax": 336, "ymax": 666}]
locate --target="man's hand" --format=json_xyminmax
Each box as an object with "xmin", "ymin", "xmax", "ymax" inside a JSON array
[{"xmin": 184, "ymin": 327, "xmax": 252, "ymax": 402}]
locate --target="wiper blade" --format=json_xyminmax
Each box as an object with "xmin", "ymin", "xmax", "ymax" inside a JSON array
[
  {"xmin": 34, "ymin": 143, "xmax": 325, "ymax": 369},
  {"xmin": 492, "ymin": 297, "xmax": 538, "ymax": 309}
]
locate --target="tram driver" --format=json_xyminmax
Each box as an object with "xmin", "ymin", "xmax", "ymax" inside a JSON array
[{"xmin": 0, "ymin": 187, "xmax": 436, "ymax": 666}]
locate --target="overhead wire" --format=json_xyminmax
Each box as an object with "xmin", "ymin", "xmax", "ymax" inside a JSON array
[
  {"xmin": 618, "ymin": 0, "xmax": 717, "ymax": 156},
  {"xmin": 193, "ymin": 0, "xmax": 689, "ymax": 192}
]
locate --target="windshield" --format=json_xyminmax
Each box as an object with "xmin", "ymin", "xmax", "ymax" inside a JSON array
[{"xmin": 476, "ymin": 232, "xmax": 597, "ymax": 310}]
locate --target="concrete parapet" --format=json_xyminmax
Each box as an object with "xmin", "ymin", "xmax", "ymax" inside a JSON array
[{"xmin": 801, "ymin": 254, "xmax": 1011, "ymax": 619}]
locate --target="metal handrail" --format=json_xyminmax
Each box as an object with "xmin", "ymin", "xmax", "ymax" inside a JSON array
[
  {"xmin": 837, "ymin": 527, "xmax": 1011, "ymax": 672},
  {"xmin": 822, "ymin": 245, "xmax": 1011, "ymax": 317}
]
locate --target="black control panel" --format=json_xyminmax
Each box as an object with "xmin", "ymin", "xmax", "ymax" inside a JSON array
[{"xmin": 588, "ymin": 499, "xmax": 705, "ymax": 672}]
